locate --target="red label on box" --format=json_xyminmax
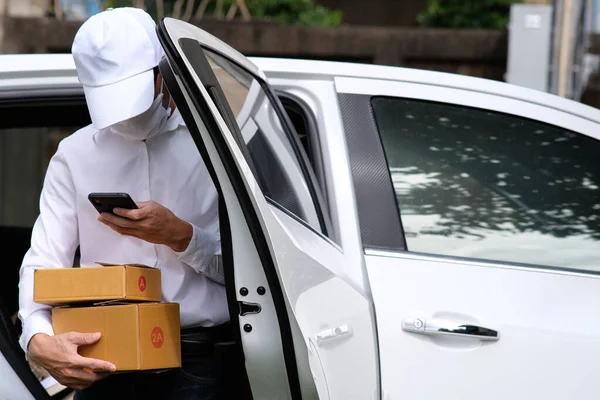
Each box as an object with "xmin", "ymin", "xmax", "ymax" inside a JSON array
[
  {"xmin": 138, "ymin": 276, "xmax": 146, "ymax": 292},
  {"xmin": 151, "ymin": 327, "xmax": 164, "ymax": 349}
]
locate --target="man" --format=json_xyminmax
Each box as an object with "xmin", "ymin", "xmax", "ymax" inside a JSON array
[{"xmin": 18, "ymin": 7, "xmax": 229, "ymax": 399}]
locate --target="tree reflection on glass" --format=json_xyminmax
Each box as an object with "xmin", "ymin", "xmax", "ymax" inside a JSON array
[{"xmin": 373, "ymin": 97, "xmax": 600, "ymax": 270}]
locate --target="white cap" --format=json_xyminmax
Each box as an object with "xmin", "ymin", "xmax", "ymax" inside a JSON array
[{"xmin": 72, "ymin": 7, "xmax": 164, "ymax": 130}]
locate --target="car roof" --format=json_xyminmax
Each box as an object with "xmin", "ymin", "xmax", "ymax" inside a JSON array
[
  {"xmin": 251, "ymin": 57, "xmax": 600, "ymax": 125},
  {"xmin": 1, "ymin": 53, "xmax": 600, "ymax": 125}
]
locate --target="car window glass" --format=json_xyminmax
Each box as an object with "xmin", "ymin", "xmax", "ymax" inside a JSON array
[
  {"xmin": 1, "ymin": 127, "xmax": 79, "ymax": 227},
  {"xmin": 204, "ymin": 50, "xmax": 323, "ymax": 233},
  {"xmin": 372, "ymin": 96, "xmax": 600, "ymax": 272},
  {"xmin": 0, "ymin": 101, "xmax": 87, "ymax": 345}
]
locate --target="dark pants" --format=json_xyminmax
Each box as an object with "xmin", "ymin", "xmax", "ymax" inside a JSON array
[{"xmin": 75, "ymin": 329, "xmax": 223, "ymax": 400}]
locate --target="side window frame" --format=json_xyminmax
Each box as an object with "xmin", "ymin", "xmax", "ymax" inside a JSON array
[
  {"xmin": 275, "ymin": 91, "xmax": 331, "ymax": 225},
  {"xmin": 178, "ymin": 39, "xmax": 333, "ymax": 238}
]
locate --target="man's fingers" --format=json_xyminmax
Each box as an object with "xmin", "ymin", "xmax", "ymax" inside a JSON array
[
  {"xmin": 113, "ymin": 207, "xmax": 146, "ymax": 220},
  {"xmin": 65, "ymin": 332, "xmax": 101, "ymax": 346},
  {"xmin": 99, "ymin": 213, "xmax": 135, "ymax": 228},
  {"xmin": 74, "ymin": 355, "xmax": 116, "ymax": 372}
]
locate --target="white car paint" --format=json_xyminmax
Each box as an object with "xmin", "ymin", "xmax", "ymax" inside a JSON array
[
  {"xmin": 252, "ymin": 56, "xmax": 600, "ymax": 124},
  {"xmin": 0, "ymin": 355, "xmax": 35, "ymax": 400},
  {"xmin": 1, "ymin": 35, "xmax": 600, "ymax": 400},
  {"xmin": 366, "ymin": 250, "xmax": 600, "ymax": 399}
]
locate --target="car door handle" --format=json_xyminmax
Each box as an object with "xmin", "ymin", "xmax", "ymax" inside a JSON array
[{"xmin": 402, "ymin": 318, "xmax": 500, "ymax": 341}]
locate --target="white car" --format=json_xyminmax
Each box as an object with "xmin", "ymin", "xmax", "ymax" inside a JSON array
[{"xmin": 1, "ymin": 18, "xmax": 599, "ymax": 400}]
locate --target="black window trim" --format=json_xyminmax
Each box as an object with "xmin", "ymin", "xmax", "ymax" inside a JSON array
[
  {"xmin": 0, "ymin": 94, "xmax": 87, "ymax": 110},
  {"xmin": 276, "ymin": 91, "xmax": 328, "ymax": 203},
  {"xmin": 339, "ymin": 93, "xmax": 407, "ymax": 251}
]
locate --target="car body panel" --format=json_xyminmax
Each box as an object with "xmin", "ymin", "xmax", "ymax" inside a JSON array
[
  {"xmin": 335, "ymin": 76, "xmax": 600, "ymax": 399},
  {"xmin": 0, "ymin": 354, "xmax": 35, "ymax": 400},
  {"xmin": 366, "ymin": 250, "xmax": 600, "ymax": 400},
  {"xmin": 252, "ymin": 57, "xmax": 600, "ymax": 125}
]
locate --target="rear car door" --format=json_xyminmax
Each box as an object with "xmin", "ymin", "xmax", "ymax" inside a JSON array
[
  {"xmin": 158, "ymin": 19, "xmax": 379, "ymax": 400},
  {"xmin": 335, "ymin": 76, "xmax": 600, "ymax": 399}
]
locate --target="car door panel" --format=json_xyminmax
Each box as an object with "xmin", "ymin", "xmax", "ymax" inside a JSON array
[
  {"xmin": 158, "ymin": 53, "xmax": 296, "ymax": 399},
  {"xmin": 160, "ymin": 18, "xmax": 379, "ymax": 400},
  {"xmin": 336, "ymin": 76, "xmax": 600, "ymax": 399},
  {"xmin": 366, "ymin": 251, "xmax": 600, "ymax": 399},
  {"xmin": 268, "ymin": 206, "xmax": 379, "ymax": 400}
]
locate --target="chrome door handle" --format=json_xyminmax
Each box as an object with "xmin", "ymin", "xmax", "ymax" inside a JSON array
[{"xmin": 402, "ymin": 318, "xmax": 500, "ymax": 341}]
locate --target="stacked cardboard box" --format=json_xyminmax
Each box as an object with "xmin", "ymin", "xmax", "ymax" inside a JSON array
[{"xmin": 34, "ymin": 264, "xmax": 181, "ymax": 371}]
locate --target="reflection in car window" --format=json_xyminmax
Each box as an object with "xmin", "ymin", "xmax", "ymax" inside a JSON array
[
  {"xmin": 372, "ymin": 97, "xmax": 600, "ymax": 272},
  {"xmin": 1, "ymin": 123, "xmax": 83, "ymax": 344},
  {"xmin": 1, "ymin": 127, "xmax": 75, "ymax": 227},
  {"xmin": 204, "ymin": 50, "xmax": 323, "ymax": 233}
]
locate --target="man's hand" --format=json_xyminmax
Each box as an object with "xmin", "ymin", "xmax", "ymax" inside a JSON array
[
  {"xmin": 99, "ymin": 201, "xmax": 193, "ymax": 252},
  {"xmin": 28, "ymin": 332, "xmax": 116, "ymax": 390}
]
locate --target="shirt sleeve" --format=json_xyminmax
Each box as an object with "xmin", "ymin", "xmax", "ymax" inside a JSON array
[
  {"xmin": 175, "ymin": 224, "xmax": 224, "ymax": 284},
  {"xmin": 18, "ymin": 147, "xmax": 79, "ymax": 353}
]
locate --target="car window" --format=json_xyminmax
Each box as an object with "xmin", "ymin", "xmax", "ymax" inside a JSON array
[
  {"xmin": 203, "ymin": 49, "xmax": 325, "ymax": 234},
  {"xmin": 1, "ymin": 127, "xmax": 72, "ymax": 227},
  {"xmin": 1, "ymin": 99, "xmax": 89, "ymax": 326},
  {"xmin": 1, "ymin": 101, "xmax": 89, "ymax": 228},
  {"xmin": 372, "ymin": 96, "xmax": 600, "ymax": 272}
]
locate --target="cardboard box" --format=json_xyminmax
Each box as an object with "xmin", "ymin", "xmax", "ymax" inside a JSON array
[
  {"xmin": 34, "ymin": 264, "xmax": 161, "ymax": 305},
  {"xmin": 52, "ymin": 303, "xmax": 181, "ymax": 371}
]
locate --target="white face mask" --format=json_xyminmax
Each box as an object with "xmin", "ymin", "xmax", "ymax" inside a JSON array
[{"xmin": 110, "ymin": 92, "xmax": 172, "ymax": 141}]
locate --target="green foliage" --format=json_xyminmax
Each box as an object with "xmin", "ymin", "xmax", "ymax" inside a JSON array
[
  {"xmin": 103, "ymin": 0, "xmax": 342, "ymax": 27},
  {"xmin": 103, "ymin": 0, "xmax": 135, "ymax": 8},
  {"xmin": 418, "ymin": 0, "xmax": 522, "ymax": 30},
  {"xmin": 208, "ymin": 0, "xmax": 342, "ymax": 26}
]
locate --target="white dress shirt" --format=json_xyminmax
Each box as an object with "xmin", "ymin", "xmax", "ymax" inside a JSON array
[{"xmin": 18, "ymin": 110, "xmax": 229, "ymax": 352}]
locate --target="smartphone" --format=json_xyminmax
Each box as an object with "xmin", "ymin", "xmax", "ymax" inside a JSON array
[{"xmin": 88, "ymin": 193, "xmax": 138, "ymax": 215}]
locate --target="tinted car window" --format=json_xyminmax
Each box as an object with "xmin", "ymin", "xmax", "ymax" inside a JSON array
[
  {"xmin": 0, "ymin": 99, "xmax": 89, "ymax": 325},
  {"xmin": 372, "ymin": 96, "xmax": 600, "ymax": 272},
  {"xmin": 203, "ymin": 50, "xmax": 324, "ymax": 233}
]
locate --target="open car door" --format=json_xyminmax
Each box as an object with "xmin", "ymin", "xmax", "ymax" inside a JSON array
[{"xmin": 157, "ymin": 18, "xmax": 379, "ymax": 400}]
